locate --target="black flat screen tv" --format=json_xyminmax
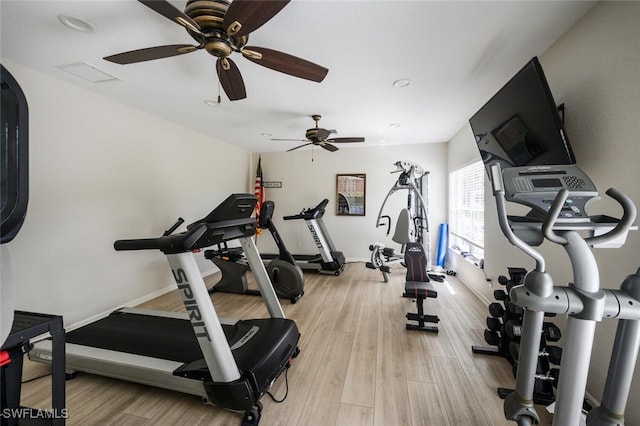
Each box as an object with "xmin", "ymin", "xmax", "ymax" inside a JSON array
[{"xmin": 469, "ymin": 57, "xmax": 575, "ymax": 176}]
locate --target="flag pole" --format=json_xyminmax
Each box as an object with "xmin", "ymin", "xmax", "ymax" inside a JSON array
[{"xmin": 254, "ymin": 155, "xmax": 265, "ymax": 242}]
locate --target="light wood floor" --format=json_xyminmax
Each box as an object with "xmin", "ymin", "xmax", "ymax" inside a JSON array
[{"xmin": 20, "ymin": 262, "xmax": 553, "ymax": 425}]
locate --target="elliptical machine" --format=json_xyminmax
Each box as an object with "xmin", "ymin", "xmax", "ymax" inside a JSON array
[
  {"xmin": 205, "ymin": 201, "xmax": 304, "ymax": 303},
  {"xmin": 489, "ymin": 162, "xmax": 638, "ymax": 425}
]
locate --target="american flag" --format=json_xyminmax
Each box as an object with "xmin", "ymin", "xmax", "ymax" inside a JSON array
[{"xmin": 254, "ymin": 156, "xmax": 265, "ymax": 233}]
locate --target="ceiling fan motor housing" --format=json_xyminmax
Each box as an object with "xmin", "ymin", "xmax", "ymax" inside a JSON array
[
  {"xmin": 185, "ymin": 0, "xmax": 247, "ymax": 58},
  {"xmin": 305, "ymin": 128, "xmax": 324, "ymax": 143}
]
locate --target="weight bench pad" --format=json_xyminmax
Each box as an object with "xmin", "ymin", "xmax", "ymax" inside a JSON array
[{"xmin": 404, "ymin": 281, "xmax": 437, "ymax": 299}]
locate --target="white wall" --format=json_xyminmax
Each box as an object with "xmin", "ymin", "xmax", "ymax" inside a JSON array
[
  {"xmin": 251, "ymin": 143, "xmax": 448, "ymax": 264},
  {"xmin": 451, "ymin": 1, "xmax": 640, "ymax": 420},
  {"xmin": 1, "ymin": 60, "xmax": 250, "ymax": 327}
]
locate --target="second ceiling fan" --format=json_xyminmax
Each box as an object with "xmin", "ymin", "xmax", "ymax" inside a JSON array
[
  {"xmin": 103, "ymin": 0, "xmax": 328, "ymax": 101},
  {"xmin": 273, "ymin": 115, "xmax": 365, "ymax": 152}
]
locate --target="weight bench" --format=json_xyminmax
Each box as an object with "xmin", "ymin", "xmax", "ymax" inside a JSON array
[{"xmin": 402, "ymin": 242, "xmax": 439, "ymax": 333}]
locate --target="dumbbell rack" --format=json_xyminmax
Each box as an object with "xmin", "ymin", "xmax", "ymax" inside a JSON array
[
  {"xmin": 472, "ymin": 267, "xmax": 564, "ymax": 406},
  {"xmin": 472, "ymin": 267, "xmax": 528, "ymax": 362}
]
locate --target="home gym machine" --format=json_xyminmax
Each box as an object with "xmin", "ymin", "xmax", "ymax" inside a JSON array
[
  {"xmin": 489, "ymin": 162, "xmax": 638, "ymax": 426},
  {"xmin": 30, "ymin": 194, "xmax": 300, "ymax": 425},
  {"xmin": 204, "ymin": 200, "xmax": 304, "ymax": 303},
  {"xmin": 368, "ymin": 161, "xmax": 443, "ymax": 282},
  {"xmin": 277, "ymin": 199, "xmax": 345, "ymax": 276}
]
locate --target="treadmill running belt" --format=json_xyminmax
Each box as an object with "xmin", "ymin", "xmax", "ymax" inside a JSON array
[{"xmin": 66, "ymin": 311, "xmax": 230, "ymax": 363}]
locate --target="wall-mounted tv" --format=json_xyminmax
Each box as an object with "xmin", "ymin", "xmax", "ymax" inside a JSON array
[
  {"xmin": 1, "ymin": 64, "xmax": 29, "ymax": 244},
  {"xmin": 469, "ymin": 57, "xmax": 575, "ymax": 176}
]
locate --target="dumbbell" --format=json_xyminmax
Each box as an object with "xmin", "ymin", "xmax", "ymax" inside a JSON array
[
  {"xmin": 493, "ymin": 289, "xmax": 508, "ymax": 301},
  {"xmin": 508, "ymin": 267, "xmax": 528, "ymax": 284},
  {"xmin": 541, "ymin": 345, "xmax": 562, "ymax": 365},
  {"xmin": 512, "ymin": 357, "xmax": 553, "ymax": 379},
  {"xmin": 507, "ymin": 302, "xmax": 524, "ymax": 316},
  {"xmin": 543, "ymin": 322, "xmax": 562, "ymax": 342},
  {"xmin": 486, "ymin": 317, "xmax": 501, "ymax": 332},
  {"xmin": 489, "ymin": 302, "xmax": 505, "ymax": 318},
  {"xmin": 504, "ymin": 319, "xmax": 523, "ymax": 339},
  {"xmin": 484, "ymin": 329, "xmax": 500, "ymax": 346},
  {"xmin": 549, "ymin": 368, "xmax": 560, "ymax": 388},
  {"xmin": 509, "ymin": 342, "xmax": 562, "ymax": 365}
]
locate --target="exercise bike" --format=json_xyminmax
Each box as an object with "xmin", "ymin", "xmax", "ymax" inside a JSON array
[{"xmin": 204, "ymin": 200, "xmax": 304, "ymax": 303}]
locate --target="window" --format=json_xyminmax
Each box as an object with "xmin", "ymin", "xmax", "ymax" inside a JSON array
[{"xmin": 449, "ymin": 161, "xmax": 484, "ymax": 265}]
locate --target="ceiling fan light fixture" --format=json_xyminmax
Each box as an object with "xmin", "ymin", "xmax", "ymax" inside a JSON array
[
  {"xmin": 392, "ymin": 78, "xmax": 411, "ymax": 88},
  {"xmin": 58, "ymin": 15, "xmax": 95, "ymax": 33}
]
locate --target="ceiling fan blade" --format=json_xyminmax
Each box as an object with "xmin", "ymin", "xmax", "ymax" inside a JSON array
[
  {"xmin": 321, "ymin": 143, "xmax": 339, "ymax": 152},
  {"xmin": 243, "ymin": 46, "xmax": 328, "ymax": 82},
  {"xmin": 326, "ymin": 137, "xmax": 365, "ymax": 143},
  {"xmin": 271, "ymin": 138, "xmax": 308, "ymax": 142},
  {"xmin": 223, "ymin": 0, "xmax": 290, "ymax": 37},
  {"xmin": 138, "ymin": 0, "xmax": 202, "ymax": 33},
  {"xmin": 216, "ymin": 58, "xmax": 247, "ymax": 101},
  {"xmin": 287, "ymin": 142, "xmax": 313, "ymax": 152},
  {"xmin": 104, "ymin": 44, "xmax": 199, "ymax": 64}
]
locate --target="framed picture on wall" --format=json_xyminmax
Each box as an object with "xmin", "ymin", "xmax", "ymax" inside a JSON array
[{"xmin": 336, "ymin": 173, "xmax": 366, "ymax": 216}]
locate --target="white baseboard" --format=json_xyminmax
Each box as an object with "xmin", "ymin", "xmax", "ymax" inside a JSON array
[{"xmin": 65, "ymin": 284, "xmax": 176, "ymax": 332}]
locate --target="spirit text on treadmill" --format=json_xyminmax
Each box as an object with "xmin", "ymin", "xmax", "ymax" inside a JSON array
[
  {"xmin": 173, "ymin": 268, "xmax": 212, "ymax": 342},
  {"xmin": 307, "ymin": 224, "xmax": 323, "ymax": 250}
]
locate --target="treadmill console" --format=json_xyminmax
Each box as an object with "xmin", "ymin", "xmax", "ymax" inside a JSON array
[{"xmin": 502, "ymin": 165, "xmax": 598, "ymax": 222}]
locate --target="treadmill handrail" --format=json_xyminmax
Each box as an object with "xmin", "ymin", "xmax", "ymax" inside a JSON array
[
  {"xmin": 283, "ymin": 199, "xmax": 329, "ymax": 221},
  {"xmin": 114, "ymin": 194, "xmax": 259, "ymax": 254},
  {"xmin": 115, "ymin": 219, "xmax": 257, "ymax": 255}
]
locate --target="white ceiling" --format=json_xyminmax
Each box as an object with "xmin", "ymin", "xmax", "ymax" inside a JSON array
[{"xmin": 0, "ymin": 0, "xmax": 596, "ymax": 153}]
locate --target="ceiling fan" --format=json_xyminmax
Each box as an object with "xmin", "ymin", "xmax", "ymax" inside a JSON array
[
  {"xmin": 272, "ymin": 115, "xmax": 365, "ymax": 152},
  {"xmin": 103, "ymin": 0, "xmax": 328, "ymax": 101}
]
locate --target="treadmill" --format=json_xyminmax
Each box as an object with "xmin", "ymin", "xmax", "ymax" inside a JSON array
[
  {"xmin": 30, "ymin": 194, "xmax": 300, "ymax": 425},
  {"xmin": 273, "ymin": 199, "xmax": 345, "ymax": 275}
]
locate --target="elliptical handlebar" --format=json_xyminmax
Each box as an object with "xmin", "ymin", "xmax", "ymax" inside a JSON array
[
  {"xmin": 283, "ymin": 199, "xmax": 328, "ymax": 221},
  {"xmin": 490, "ymin": 162, "xmax": 546, "ymax": 272},
  {"xmin": 542, "ymin": 187, "xmax": 637, "ymax": 247}
]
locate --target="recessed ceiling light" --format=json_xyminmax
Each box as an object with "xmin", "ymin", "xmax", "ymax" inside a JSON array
[
  {"xmin": 204, "ymin": 99, "xmax": 220, "ymax": 106},
  {"xmin": 58, "ymin": 15, "xmax": 95, "ymax": 33},
  {"xmin": 393, "ymin": 79, "xmax": 411, "ymax": 88},
  {"xmin": 389, "ymin": 123, "xmax": 401, "ymax": 128},
  {"xmin": 261, "ymin": 133, "xmax": 272, "ymax": 138}
]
